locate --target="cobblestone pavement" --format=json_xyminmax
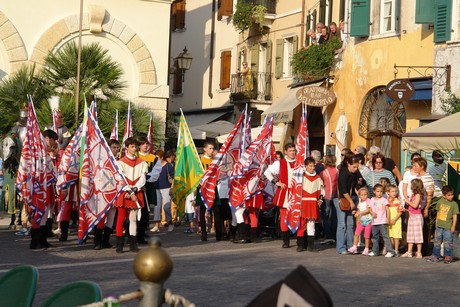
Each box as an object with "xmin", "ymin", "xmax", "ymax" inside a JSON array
[{"xmin": 1, "ymin": 220, "xmax": 459, "ymax": 307}]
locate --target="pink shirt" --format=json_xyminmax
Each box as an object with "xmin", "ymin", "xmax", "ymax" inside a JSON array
[
  {"xmin": 320, "ymin": 167, "xmax": 338, "ymax": 199},
  {"xmin": 369, "ymin": 197, "xmax": 389, "ymax": 225}
]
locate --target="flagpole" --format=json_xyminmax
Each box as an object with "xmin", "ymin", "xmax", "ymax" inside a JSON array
[{"xmin": 75, "ymin": 0, "xmax": 84, "ymax": 124}]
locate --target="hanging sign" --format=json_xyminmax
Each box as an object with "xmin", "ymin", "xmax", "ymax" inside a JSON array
[
  {"xmin": 296, "ymin": 86, "xmax": 336, "ymax": 107},
  {"xmin": 386, "ymin": 79, "xmax": 415, "ymax": 101}
]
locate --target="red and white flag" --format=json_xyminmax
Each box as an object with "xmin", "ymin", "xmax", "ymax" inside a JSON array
[
  {"xmin": 121, "ymin": 100, "xmax": 133, "ymax": 156},
  {"xmin": 57, "ymin": 124, "xmax": 82, "ymax": 190},
  {"xmin": 286, "ymin": 104, "xmax": 309, "ymax": 233},
  {"xmin": 229, "ymin": 115, "xmax": 275, "ymax": 208},
  {"xmin": 147, "ymin": 112, "xmax": 154, "ymax": 153},
  {"xmin": 110, "ymin": 110, "xmax": 118, "ymax": 140},
  {"xmin": 16, "ymin": 98, "xmax": 56, "ymax": 226},
  {"xmin": 78, "ymin": 109, "xmax": 128, "ymax": 243},
  {"xmin": 200, "ymin": 107, "xmax": 250, "ymax": 208}
]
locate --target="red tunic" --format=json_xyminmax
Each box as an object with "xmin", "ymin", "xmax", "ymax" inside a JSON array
[
  {"xmin": 114, "ymin": 155, "xmax": 147, "ymax": 209},
  {"xmin": 273, "ymin": 159, "xmax": 296, "ymax": 208},
  {"xmin": 301, "ymin": 172, "xmax": 323, "ymax": 221}
]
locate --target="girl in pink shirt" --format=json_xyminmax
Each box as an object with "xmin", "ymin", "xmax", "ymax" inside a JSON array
[{"xmin": 401, "ymin": 178, "xmax": 424, "ymax": 258}]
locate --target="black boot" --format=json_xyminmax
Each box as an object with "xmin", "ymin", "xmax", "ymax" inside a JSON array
[
  {"xmin": 115, "ymin": 236, "xmax": 124, "ymax": 253},
  {"xmin": 307, "ymin": 236, "xmax": 317, "ymax": 252},
  {"xmin": 136, "ymin": 225, "xmax": 148, "ymax": 245},
  {"xmin": 93, "ymin": 228, "xmax": 103, "ymax": 250},
  {"xmin": 250, "ymin": 227, "xmax": 259, "ymax": 243},
  {"xmin": 129, "ymin": 235, "xmax": 139, "ymax": 252},
  {"xmin": 228, "ymin": 225, "xmax": 237, "ymax": 241},
  {"xmin": 296, "ymin": 236, "xmax": 306, "ymax": 252},
  {"xmin": 29, "ymin": 228, "xmax": 41, "ymax": 249},
  {"xmin": 45, "ymin": 218, "xmax": 54, "ymax": 237},
  {"xmin": 59, "ymin": 221, "xmax": 69, "ymax": 242},
  {"xmin": 39, "ymin": 226, "xmax": 51, "ymax": 248},
  {"xmin": 234, "ymin": 223, "xmax": 247, "ymax": 243},
  {"xmin": 102, "ymin": 226, "xmax": 113, "ymax": 248},
  {"xmin": 282, "ymin": 231, "xmax": 290, "ymax": 248}
]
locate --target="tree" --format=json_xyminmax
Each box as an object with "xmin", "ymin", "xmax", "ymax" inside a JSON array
[{"xmin": 440, "ymin": 91, "xmax": 460, "ymax": 114}]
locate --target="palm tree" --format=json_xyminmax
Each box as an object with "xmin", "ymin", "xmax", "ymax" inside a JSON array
[
  {"xmin": 0, "ymin": 64, "xmax": 50, "ymax": 134},
  {"xmin": 42, "ymin": 41, "xmax": 126, "ymax": 99}
]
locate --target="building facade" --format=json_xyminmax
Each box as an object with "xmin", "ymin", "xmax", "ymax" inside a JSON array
[{"xmin": 0, "ymin": 0, "xmax": 172, "ymax": 132}]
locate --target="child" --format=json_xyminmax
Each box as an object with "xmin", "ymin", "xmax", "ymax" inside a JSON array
[
  {"xmin": 426, "ymin": 185, "xmax": 459, "ymax": 263},
  {"xmin": 297, "ymin": 157, "xmax": 324, "ymax": 252},
  {"xmin": 378, "ymin": 177, "xmax": 391, "ymax": 198},
  {"xmin": 401, "ymin": 178, "xmax": 424, "ymax": 258},
  {"xmin": 348, "ymin": 188, "xmax": 372, "ymax": 255},
  {"xmin": 184, "ymin": 192, "xmax": 197, "ymax": 234},
  {"xmin": 387, "ymin": 184, "xmax": 404, "ymax": 255},
  {"xmin": 368, "ymin": 184, "xmax": 396, "ymax": 257}
]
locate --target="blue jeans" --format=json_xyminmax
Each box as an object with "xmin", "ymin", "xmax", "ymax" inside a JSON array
[
  {"xmin": 321, "ymin": 199, "xmax": 337, "ymax": 240},
  {"xmin": 371, "ymin": 224, "xmax": 395, "ymax": 254},
  {"xmin": 432, "ymin": 227, "xmax": 454, "ymax": 258},
  {"xmin": 334, "ymin": 197, "xmax": 355, "ymax": 253}
]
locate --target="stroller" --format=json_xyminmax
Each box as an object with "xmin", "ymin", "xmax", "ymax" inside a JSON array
[{"xmin": 257, "ymin": 205, "xmax": 280, "ymax": 239}]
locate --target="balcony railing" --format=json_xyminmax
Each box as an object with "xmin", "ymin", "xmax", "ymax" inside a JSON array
[
  {"xmin": 252, "ymin": 0, "xmax": 276, "ymax": 14},
  {"xmin": 230, "ymin": 72, "xmax": 272, "ymax": 102}
]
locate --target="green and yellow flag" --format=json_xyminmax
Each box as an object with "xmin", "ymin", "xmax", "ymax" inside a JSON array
[{"xmin": 172, "ymin": 110, "xmax": 204, "ymax": 209}]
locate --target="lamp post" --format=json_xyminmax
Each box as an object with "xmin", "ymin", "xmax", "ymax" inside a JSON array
[{"xmin": 176, "ymin": 47, "xmax": 192, "ymax": 81}]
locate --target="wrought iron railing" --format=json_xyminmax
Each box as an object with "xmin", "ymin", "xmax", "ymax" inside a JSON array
[{"xmin": 230, "ymin": 72, "xmax": 272, "ymax": 102}]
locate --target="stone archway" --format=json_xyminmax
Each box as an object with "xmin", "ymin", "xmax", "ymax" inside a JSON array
[{"xmin": 0, "ymin": 11, "xmax": 28, "ymax": 75}]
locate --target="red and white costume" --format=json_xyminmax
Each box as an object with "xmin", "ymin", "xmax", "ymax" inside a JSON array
[{"xmin": 297, "ymin": 171, "xmax": 324, "ymax": 237}]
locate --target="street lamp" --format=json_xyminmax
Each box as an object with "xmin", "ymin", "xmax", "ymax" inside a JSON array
[{"xmin": 176, "ymin": 46, "xmax": 192, "ymax": 81}]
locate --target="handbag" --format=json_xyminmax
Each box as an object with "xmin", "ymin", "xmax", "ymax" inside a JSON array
[{"xmin": 339, "ymin": 181, "xmax": 353, "ymax": 211}]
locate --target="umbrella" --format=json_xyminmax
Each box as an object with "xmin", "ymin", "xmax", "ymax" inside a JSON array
[{"xmin": 335, "ymin": 112, "xmax": 348, "ymax": 165}]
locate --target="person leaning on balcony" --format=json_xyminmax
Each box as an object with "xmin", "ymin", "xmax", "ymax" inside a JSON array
[
  {"xmin": 240, "ymin": 62, "xmax": 253, "ymax": 93},
  {"xmin": 305, "ymin": 29, "xmax": 319, "ymax": 48},
  {"xmin": 329, "ymin": 22, "xmax": 341, "ymax": 41},
  {"xmin": 315, "ymin": 22, "xmax": 324, "ymax": 37},
  {"xmin": 337, "ymin": 20, "xmax": 348, "ymax": 53},
  {"xmin": 318, "ymin": 26, "xmax": 329, "ymax": 44}
]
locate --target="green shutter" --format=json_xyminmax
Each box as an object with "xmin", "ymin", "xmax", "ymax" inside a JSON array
[
  {"xmin": 434, "ymin": 0, "xmax": 452, "ymax": 43},
  {"xmin": 415, "ymin": 0, "xmax": 435, "ymax": 24},
  {"xmin": 319, "ymin": 0, "xmax": 326, "ymax": 23},
  {"xmin": 265, "ymin": 40, "xmax": 272, "ymax": 74},
  {"xmin": 250, "ymin": 44, "xmax": 259, "ymax": 73},
  {"xmin": 275, "ymin": 39, "xmax": 284, "ymax": 79},
  {"xmin": 350, "ymin": 0, "xmax": 370, "ymax": 37},
  {"xmin": 292, "ymin": 36, "xmax": 298, "ymax": 54}
]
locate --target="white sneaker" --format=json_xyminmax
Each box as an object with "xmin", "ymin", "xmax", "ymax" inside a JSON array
[
  {"xmin": 53, "ymin": 228, "xmax": 62, "ymax": 236},
  {"xmin": 15, "ymin": 228, "xmax": 29, "ymax": 236},
  {"xmin": 368, "ymin": 251, "xmax": 377, "ymax": 257},
  {"xmin": 150, "ymin": 226, "xmax": 159, "ymax": 233},
  {"xmin": 167, "ymin": 224, "xmax": 174, "ymax": 232},
  {"xmin": 385, "ymin": 252, "xmax": 395, "ymax": 258}
]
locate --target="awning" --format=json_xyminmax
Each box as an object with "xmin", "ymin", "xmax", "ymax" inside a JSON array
[
  {"xmin": 181, "ymin": 111, "xmax": 232, "ymax": 140},
  {"xmin": 193, "ymin": 120, "xmax": 235, "ymax": 138},
  {"xmin": 402, "ymin": 112, "xmax": 460, "ymax": 152},
  {"xmin": 262, "ymin": 81, "xmax": 324, "ymax": 123},
  {"xmin": 216, "ymin": 125, "xmax": 284, "ymax": 144},
  {"xmin": 387, "ymin": 79, "xmax": 432, "ymax": 102}
]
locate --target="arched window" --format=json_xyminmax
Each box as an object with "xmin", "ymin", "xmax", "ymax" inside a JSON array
[{"xmin": 359, "ymin": 86, "xmax": 406, "ymax": 164}]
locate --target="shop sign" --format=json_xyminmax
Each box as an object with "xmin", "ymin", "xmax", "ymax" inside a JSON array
[
  {"xmin": 296, "ymin": 86, "xmax": 336, "ymax": 107},
  {"xmin": 386, "ymin": 79, "xmax": 415, "ymax": 101}
]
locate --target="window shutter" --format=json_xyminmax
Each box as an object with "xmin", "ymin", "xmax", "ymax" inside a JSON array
[
  {"xmin": 312, "ymin": 10, "xmax": 317, "ymax": 30},
  {"xmin": 415, "ymin": 0, "xmax": 435, "ymax": 24},
  {"xmin": 175, "ymin": 0, "xmax": 186, "ymax": 30},
  {"xmin": 434, "ymin": 0, "xmax": 452, "ymax": 43},
  {"xmin": 350, "ymin": 0, "xmax": 370, "ymax": 37},
  {"xmin": 220, "ymin": 51, "xmax": 232, "ymax": 90},
  {"xmin": 173, "ymin": 60, "xmax": 183, "ymax": 94},
  {"xmin": 292, "ymin": 36, "xmax": 298, "ymax": 54},
  {"xmin": 218, "ymin": 0, "xmax": 233, "ymax": 20},
  {"xmin": 251, "ymin": 44, "xmax": 259, "ymax": 73},
  {"xmin": 339, "ymin": 0, "xmax": 346, "ymax": 22},
  {"xmin": 328, "ymin": 0, "xmax": 334, "ymax": 26},
  {"xmin": 319, "ymin": 0, "xmax": 326, "ymax": 23},
  {"xmin": 275, "ymin": 39, "xmax": 284, "ymax": 79},
  {"xmin": 265, "ymin": 40, "xmax": 272, "ymax": 74},
  {"xmin": 171, "ymin": 2, "xmax": 177, "ymax": 31}
]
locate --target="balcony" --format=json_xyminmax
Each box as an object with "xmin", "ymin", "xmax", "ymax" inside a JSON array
[
  {"xmin": 230, "ymin": 72, "xmax": 272, "ymax": 102},
  {"xmin": 251, "ymin": 0, "xmax": 276, "ymax": 14}
]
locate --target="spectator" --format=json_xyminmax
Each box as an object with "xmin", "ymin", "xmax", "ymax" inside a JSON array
[
  {"xmin": 311, "ymin": 150, "xmax": 325, "ymax": 175},
  {"xmin": 315, "ymin": 22, "xmax": 324, "ymax": 36},
  {"xmin": 428, "ymin": 150, "xmax": 446, "ymax": 199},
  {"xmin": 318, "ymin": 26, "xmax": 329, "ymax": 44},
  {"xmin": 353, "ymin": 145, "xmax": 367, "ymax": 156},
  {"xmin": 306, "ymin": 29, "xmax": 319, "ymax": 47},
  {"xmin": 319, "ymin": 154, "xmax": 338, "ymax": 245},
  {"xmin": 367, "ymin": 146, "xmax": 402, "ymax": 183},
  {"xmin": 337, "ymin": 20, "xmax": 348, "ymax": 53},
  {"xmin": 329, "ymin": 22, "xmax": 341, "ymax": 41},
  {"xmin": 364, "ymin": 153, "xmax": 396, "ymax": 196}
]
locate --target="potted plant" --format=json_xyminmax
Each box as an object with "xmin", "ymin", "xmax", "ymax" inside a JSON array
[{"xmin": 233, "ymin": 1, "xmax": 266, "ymax": 32}]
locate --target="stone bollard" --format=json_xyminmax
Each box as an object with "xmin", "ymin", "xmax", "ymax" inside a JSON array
[{"xmin": 133, "ymin": 237, "xmax": 173, "ymax": 307}]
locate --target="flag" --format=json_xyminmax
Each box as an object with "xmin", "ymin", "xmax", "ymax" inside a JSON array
[
  {"xmin": 57, "ymin": 124, "xmax": 83, "ymax": 190},
  {"xmin": 48, "ymin": 96, "xmax": 60, "ymax": 133},
  {"xmin": 171, "ymin": 110, "xmax": 204, "ymax": 207},
  {"xmin": 78, "ymin": 109, "xmax": 128, "ymax": 243},
  {"xmin": 89, "ymin": 99, "xmax": 98, "ymax": 121},
  {"xmin": 16, "ymin": 98, "xmax": 56, "ymax": 226},
  {"xmin": 229, "ymin": 115, "xmax": 275, "ymax": 208},
  {"xmin": 121, "ymin": 100, "xmax": 133, "ymax": 156},
  {"xmin": 200, "ymin": 106, "xmax": 250, "ymax": 208},
  {"xmin": 110, "ymin": 110, "xmax": 119, "ymax": 140},
  {"xmin": 147, "ymin": 112, "xmax": 154, "ymax": 153},
  {"xmin": 286, "ymin": 104, "xmax": 309, "ymax": 233}
]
